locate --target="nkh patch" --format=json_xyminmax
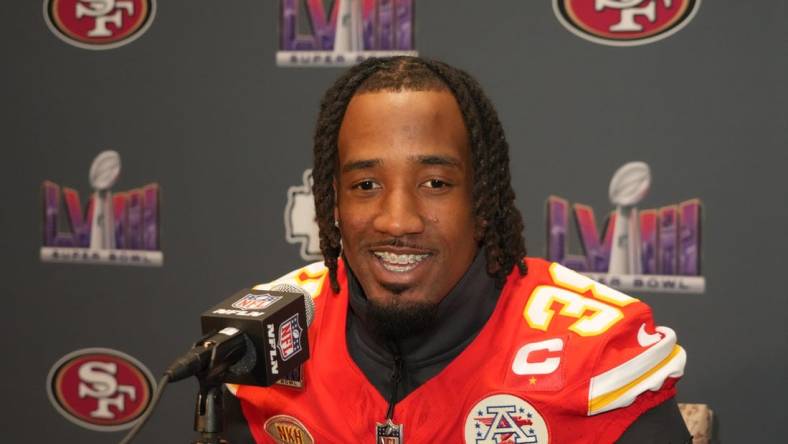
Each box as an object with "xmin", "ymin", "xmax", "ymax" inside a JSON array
[
  {"xmin": 264, "ymin": 415, "xmax": 314, "ymax": 444},
  {"xmin": 277, "ymin": 314, "xmax": 303, "ymax": 361},
  {"xmin": 465, "ymin": 394, "xmax": 550, "ymax": 444},
  {"xmin": 231, "ymin": 293, "xmax": 281, "ymax": 310}
]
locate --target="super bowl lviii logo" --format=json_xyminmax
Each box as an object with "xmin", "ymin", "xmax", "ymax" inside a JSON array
[
  {"xmin": 546, "ymin": 162, "xmax": 704, "ymax": 294},
  {"xmin": 278, "ymin": 0, "xmax": 417, "ymax": 67},
  {"xmin": 41, "ymin": 150, "xmax": 163, "ymax": 266},
  {"xmin": 44, "ymin": 0, "xmax": 156, "ymax": 50},
  {"xmin": 47, "ymin": 348, "xmax": 156, "ymax": 431},
  {"xmin": 553, "ymin": 0, "xmax": 700, "ymax": 46}
]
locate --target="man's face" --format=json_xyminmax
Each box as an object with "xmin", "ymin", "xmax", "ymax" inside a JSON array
[{"xmin": 335, "ymin": 90, "xmax": 478, "ymax": 308}]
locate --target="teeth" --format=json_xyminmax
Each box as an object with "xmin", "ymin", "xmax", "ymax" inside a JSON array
[
  {"xmin": 373, "ymin": 252, "xmax": 429, "ymax": 272},
  {"xmin": 374, "ymin": 252, "xmax": 428, "ymax": 264}
]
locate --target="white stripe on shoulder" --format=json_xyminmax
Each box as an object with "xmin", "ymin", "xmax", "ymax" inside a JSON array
[
  {"xmin": 252, "ymin": 261, "xmax": 327, "ymax": 299},
  {"xmin": 225, "ymin": 383, "xmax": 239, "ymax": 397},
  {"xmin": 588, "ymin": 346, "xmax": 685, "ymax": 415},
  {"xmin": 588, "ymin": 326, "xmax": 686, "ymax": 415}
]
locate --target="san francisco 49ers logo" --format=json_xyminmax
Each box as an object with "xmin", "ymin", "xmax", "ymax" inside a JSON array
[
  {"xmin": 43, "ymin": 0, "xmax": 156, "ymax": 50},
  {"xmin": 46, "ymin": 348, "xmax": 156, "ymax": 431},
  {"xmin": 553, "ymin": 0, "xmax": 701, "ymax": 46}
]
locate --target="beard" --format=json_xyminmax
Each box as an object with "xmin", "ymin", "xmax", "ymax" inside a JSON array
[{"xmin": 365, "ymin": 286, "xmax": 439, "ymax": 341}]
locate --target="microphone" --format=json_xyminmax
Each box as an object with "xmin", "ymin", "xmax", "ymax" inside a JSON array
[{"xmin": 165, "ymin": 283, "xmax": 315, "ymax": 386}]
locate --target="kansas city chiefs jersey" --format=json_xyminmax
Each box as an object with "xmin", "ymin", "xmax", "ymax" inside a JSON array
[{"xmin": 229, "ymin": 257, "xmax": 686, "ymax": 444}]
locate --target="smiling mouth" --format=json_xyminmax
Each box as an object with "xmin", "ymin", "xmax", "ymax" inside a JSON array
[{"xmin": 373, "ymin": 251, "xmax": 430, "ymax": 273}]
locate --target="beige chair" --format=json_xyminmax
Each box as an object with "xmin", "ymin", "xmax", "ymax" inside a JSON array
[{"xmin": 678, "ymin": 403, "xmax": 714, "ymax": 444}]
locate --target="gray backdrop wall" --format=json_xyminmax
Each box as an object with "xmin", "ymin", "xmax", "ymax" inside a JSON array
[{"xmin": 2, "ymin": 0, "xmax": 786, "ymax": 442}]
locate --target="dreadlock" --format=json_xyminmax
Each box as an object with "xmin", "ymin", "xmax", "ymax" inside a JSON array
[{"xmin": 313, "ymin": 56, "xmax": 527, "ymax": 292}]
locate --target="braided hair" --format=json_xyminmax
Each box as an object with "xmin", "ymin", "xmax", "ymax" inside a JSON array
[{"xmin": 313, "ymin": 56, "xmax": 527, "ymax": 292}]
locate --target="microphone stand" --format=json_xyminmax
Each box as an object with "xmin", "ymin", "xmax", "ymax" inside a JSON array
[
  {"xmin": 189, "ymin": 331, "xmax": 245, "ymax": 444},
  {"xmin": 192, "ymin": 375, "xmax": 229, "ymax": 444},
  {"xmin": 183, "ymin": 328, "xmax": 249, "ymax": 443}
]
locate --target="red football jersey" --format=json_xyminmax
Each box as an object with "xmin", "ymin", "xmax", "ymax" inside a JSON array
[{"xmin": 230, "ymin": 258, "xmax": 686, "ymax": 444}]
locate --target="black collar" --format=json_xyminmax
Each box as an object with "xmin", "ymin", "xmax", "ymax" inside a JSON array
[{"xmin": 345, "ymin": 250, "xmax": 500, "ymax": 401}]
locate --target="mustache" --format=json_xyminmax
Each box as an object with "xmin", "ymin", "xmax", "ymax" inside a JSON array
[{"xmin": 364, "ymin": 237, "xmax": 431, "ymax": 250}]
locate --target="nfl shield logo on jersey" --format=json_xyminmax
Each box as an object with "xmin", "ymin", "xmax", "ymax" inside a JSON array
[
  {"xmin": 231, "ymin": 293, "xmax": 282, "ymax": 311},
  {"xmin": 277, "ymin": 314, "xmax": 303, "ymax": 361},
  {"xmin": 464, "ymin": 394, "xmax": 550, "ymax": 444},
  {"xmin": 376, "ymin": 419, "xmax": 403, "ymax": 444}
]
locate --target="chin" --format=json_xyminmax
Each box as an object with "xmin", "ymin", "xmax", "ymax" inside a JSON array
[{"xmin": 366, "ymin": 293, "xmax": 440, "ymax": 340}]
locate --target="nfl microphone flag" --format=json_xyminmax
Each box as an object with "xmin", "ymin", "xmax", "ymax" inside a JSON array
[{"xmin": 200, "ymin": 287, "xmax": 311, "ymax": 387}]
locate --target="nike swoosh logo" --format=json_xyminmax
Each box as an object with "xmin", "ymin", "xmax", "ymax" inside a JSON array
[{"xmin": 637, "ymin": 323, "xmax": 662, "ymax": 347}]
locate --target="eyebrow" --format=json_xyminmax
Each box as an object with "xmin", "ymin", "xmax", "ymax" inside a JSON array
[
  {"xmin": 340, "ymin": 154, "xmax": 462, "ymax": 174},
  {"xmin": 341, "ymin": 159, "xmax": 381, "ymax": 173},
  {"xmin": 412, "ymin": 154, "xmax": 462, "ymax": 168}
]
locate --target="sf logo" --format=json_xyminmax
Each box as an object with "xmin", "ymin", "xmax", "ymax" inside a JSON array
[
  {"xmin": 596, "ymin": 0, "xmax": 674, "ymax": 32},
  {"xmin": 78, "ymin": 361, "xmax": 137, "ymax": 419},
  {"xmin": 75, "ymin": 0, "xmax": 135, "ymax": 37}
]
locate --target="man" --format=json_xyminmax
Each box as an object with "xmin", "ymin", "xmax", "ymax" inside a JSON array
[{"xmin": 227, "ymin": 56, "xmax": 691, "ymax": 443}]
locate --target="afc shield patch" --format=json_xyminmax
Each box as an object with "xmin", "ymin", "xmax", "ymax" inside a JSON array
[
  {"xmin": 464, "ymin": 394, "xmax": 550, "ymax": 444},
  {"xmin": 264, "ymin": 415, "xmax": 314, "ymax": 444}
]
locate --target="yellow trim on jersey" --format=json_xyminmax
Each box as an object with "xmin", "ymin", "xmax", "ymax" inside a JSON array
[
  {"xmin": 225, "ymin": 383, "xmax": 239, "ymax": 396},
  {"xmin": 588, "ymin": 345, "xmax": 683, "ymax": 414}
]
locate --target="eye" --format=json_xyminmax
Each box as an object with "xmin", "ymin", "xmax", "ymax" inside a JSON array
[
  {"xmin": 352, "ymin": 180, "xmax": 380, "ymax": 191},
  {"xmin": 423, "ymin": 179, "xmax": 451, "ymax": 189}
]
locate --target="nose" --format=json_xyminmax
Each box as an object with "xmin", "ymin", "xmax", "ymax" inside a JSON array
[{"xmin": 372, "ymin": 187, "xmax": 425, "ymax": 237}]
